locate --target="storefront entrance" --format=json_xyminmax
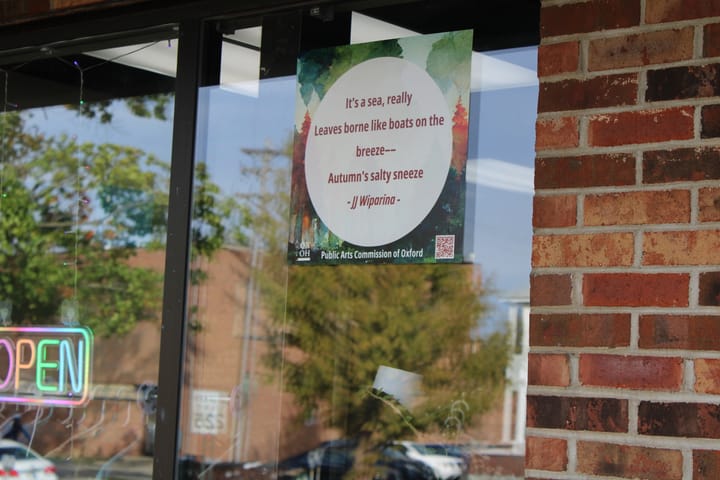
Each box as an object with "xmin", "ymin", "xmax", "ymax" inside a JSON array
[{"xmin": 0, "ymin": 1, "xmax": 539, "ymax": 478}]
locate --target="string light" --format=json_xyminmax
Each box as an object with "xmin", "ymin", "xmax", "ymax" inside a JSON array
[
  {"xmin": 57, "ymin": 40, "xmax": 164, "ymax": 107},
  {"xmin": 72, "ymin": 60, "xmax": 84, "ymax": 105}
]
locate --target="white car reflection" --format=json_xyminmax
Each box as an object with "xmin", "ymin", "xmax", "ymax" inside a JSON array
[
  {"xmin": 387, "ymin": 441, "xmax": 466, "ymax": 480},
  {"xmin": 0, "ymin": 440, "xmax": 58, "ymax": 480}
]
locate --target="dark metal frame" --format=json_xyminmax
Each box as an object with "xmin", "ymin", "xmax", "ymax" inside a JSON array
[{"xmin": 154, "ymin": 19, "xmax": 222, "ymax": 480}]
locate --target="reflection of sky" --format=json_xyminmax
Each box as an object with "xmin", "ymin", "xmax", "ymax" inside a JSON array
[
  {"xmin": 26, "ymin": 45, "xmax": 537, "ymax": 331},
  {"xmin": 469, "ymin": 81, "xmax": 537, "ymax": 296},
  {"xmin": 200, "ymin": 78, "xmax": 294, "ymax": 164},
  {"xmin": 24, "ymin": 102, "xmax": 174, "ymax": 160}
]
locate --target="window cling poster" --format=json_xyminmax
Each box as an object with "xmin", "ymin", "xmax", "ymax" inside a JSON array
[{"xmin": 288, "ymin": 30, "xmax": 472, "ymax": 265}]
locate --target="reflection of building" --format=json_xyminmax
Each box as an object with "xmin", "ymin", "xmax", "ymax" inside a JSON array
[
  {"xmin": 178, "ymin": 246, "xmax": 330, "ymax": 463},
  {"xmin": 446, "ymin": 293, "xmax": 527, "ymax": 479},
  {"xmin": 140, "ymin": 247, "xmax": 514, "ymax": 466},
  {"xmin": 500, "ymin": 292, "xmax": 529, "ymax": 456},
  {"xmin": 9, "ymin": 245, "xmax": 512, "ymax": 467}
]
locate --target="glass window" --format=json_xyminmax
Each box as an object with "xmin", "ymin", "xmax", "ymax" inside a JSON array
[
  {"xmin": 0, "ymin": 32, "xmax": 177, "ymax": 478},
  {"xmin": 183, "ymin": 4, "xmax": 536, "ymax": 479}
]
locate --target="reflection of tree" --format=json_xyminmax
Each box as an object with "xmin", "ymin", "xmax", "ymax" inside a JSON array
[
  {"xmin": 241, "ymin": 142, "xmax": 509, "ymax": 444},
  {"xmin": 69, "ymin": 94, "xmax": 172, "ymax": 124},
  {"xmin": 0, "ymin": 102, "xmax": 226, "ymax": 336},
  {"xmin": 187, "ymin": 161, "xmax": 238, "ymax": 332}
]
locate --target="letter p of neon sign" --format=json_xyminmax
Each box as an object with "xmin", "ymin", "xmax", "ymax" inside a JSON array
[{"xmin": 0, "ymin": 326, "xmax": 93, "ymax": 407}]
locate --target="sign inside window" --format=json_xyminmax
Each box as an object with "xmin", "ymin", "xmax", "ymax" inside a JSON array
[
  {"xmin": 0, "ymin": 326, "xmax": 94, "ymax": 406},
  {"xmin": 289, "ymin": 30, "xmax": 473, "ymax": 265}
]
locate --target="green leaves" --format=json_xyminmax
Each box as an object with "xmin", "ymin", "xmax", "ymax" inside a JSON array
[
  {"xmin": 245, "ymin": 134, "xmax": 509, "ymax": 440},
  {"xmin": 0, "ymin": 105, "xmax": 180, "ymax": 335},
  {"xmin": 267, "ymin": 262, "xmax": 505, "ymax": 441},
  {"xmin": 297, "ymin": 39, "xmax": 402, "ymax": 106}
]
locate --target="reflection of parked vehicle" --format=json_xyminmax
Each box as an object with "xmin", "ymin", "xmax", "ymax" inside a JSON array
[
  {"xmin": 276, "ymin": 439, "xmax": 436, "ymax": 480},
  {"xmin": 418, "ymin": 444, "xmax": 470, "ymax": 473},
  {"xmin": 385, "ymin": 442, "xmax": 465, "ymax": 480},
  {"xmin": 379, "ymin": 444, "xmax": 436, "ymax": 480},
  {"xmin": 0, "ymin": 440, "xmax": 58, "ymax": 480}
]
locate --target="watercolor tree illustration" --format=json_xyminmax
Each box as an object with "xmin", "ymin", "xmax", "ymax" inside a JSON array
[{"xmin": 289, "ymin": 31, "xmax": 472, "ymax": 263}]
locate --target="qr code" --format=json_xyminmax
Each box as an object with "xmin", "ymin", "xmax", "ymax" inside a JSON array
[{"xmin": 435, "ymin": 235, "xmax": 455, "ymax": 260}]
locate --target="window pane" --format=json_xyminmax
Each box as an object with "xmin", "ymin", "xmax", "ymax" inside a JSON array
[
  {"xmin": 183, "ymin": 6, "xmax": 536, "ymax": 480},
  {"xmin": 0, "ymin": 35, "xmax": 177, "ymax": 479}
]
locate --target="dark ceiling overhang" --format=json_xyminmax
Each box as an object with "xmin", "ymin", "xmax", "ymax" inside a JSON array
[{"xmin": 0, "ymin": 0, "xmax": 539, "ymax": 110}]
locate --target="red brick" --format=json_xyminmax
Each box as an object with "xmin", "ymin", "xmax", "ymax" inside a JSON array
[
  {"xmin": 536, "ymin": 153, "xmax": 635, "ymax": 189},
  {"xmin": 529, "ymin": 274, "xmax": 572, "ymax": 307},
  {"xmin": 699, "ymin": 272, "xmax": 720, "ymax": 306},
  {"xmin": 643, "ymin": 230, "xmax": 720, "ymax": 266},
  {"xmin": 695, "ymin": 359, "xmax": 720, "ymax": 394},
  {"xmin": 542, "ymin": 0, "xmax": 640, "ymax": 37},
  {"xmin": 589, "ymin": 27, "xmax": 693, "ymax": 71},
  {"xmin": 704, "ymin": 24, "xmax": 720, "ymax": 57},
  {"xmin": 577, "ymin": 442, "xmax": 682, "ymax": 480},
  {"xmin": 527, "ymin": 396, "xmax": 628, "ymax": 432},
  {"xmin": 647, "ymin": 0, "xmax": 720, "ymax": 23},
  {"xmin": 701, "ymin": 105, "xmax": 720, "ymax": 138},
  {"xmin": 535, "ymin": 116, "xmax": 579, "ymax": 150},
  {"xmin": 588, "ymin": 107, "xmax": 694, "ymax": 147},
  {"xmin": 699, "ymin": 187, "xmax": 720, "ymax": 222},
  {"xmin": 533, "ymin": 195, "xmax": 576, "ymax": 228},
  {"xmin": 528, "ymin": 354, "xmax": 570, "ymax": 387},
  {"xmin": 538, "ymin": 42, "xmax": 579, "ymax": 77},
  {"xmin": 640, "ymin": 315, "xmax": 720, "ymax": 350},
  {"xmin": 639, "ymin": 402, "xmax": 720, "ymax": 439},
  {"xmin": 644, "ymin": 147, "xmax": 720, "ymax": 183},
  {"xmin": 694, "ymin": 450, "xmax": 720, "ymax": 480},
  {"xmin": 530, "ymin": 313, "xmax": 631, "ymax": 348},
  {"xmin": 647, "ymin": 65, "xmax": 720, "ymax": 102},
  {"xmin": 533, "ymin": 233, "xmax": 634, "ymax": 268},
  {"xmin": 579, "ymin": 354, "xmax": 683, "ymax": 390},
  {"xmin": 538, "ymin": 74, "xmax": 637, "ymax": 113},
  {"xmin": 584, "ymin": 190, "xmax": 690, "ymax": 226},
  {"xmin": 526, "ymin": 437, "xmax": 567, "ymax": 471},
  {"xmin": 583, "ymin": 273, "xmax": 689, "ymax": 307}
]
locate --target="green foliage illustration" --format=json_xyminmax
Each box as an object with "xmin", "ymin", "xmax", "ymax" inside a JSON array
[{"xmin": 290, "ymin": 30, "xmax": 473, "ymax": 263}]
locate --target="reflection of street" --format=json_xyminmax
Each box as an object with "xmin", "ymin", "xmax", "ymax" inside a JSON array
[{"xmin": 54, "ymin": 457, "xmax": 153, "ymax": 479}]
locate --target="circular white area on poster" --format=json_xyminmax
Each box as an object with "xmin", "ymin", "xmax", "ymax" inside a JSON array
[{"xmin": 305, "ymin": 56, "xmax": 452, "ymax": 247}]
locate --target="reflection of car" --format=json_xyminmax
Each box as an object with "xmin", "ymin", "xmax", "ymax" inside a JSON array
[
  {"xmin": 379, "ymin": 444, "xmax": 436, "ymax": 480},
  {"xmin": 276, "ymin": 439, "xmax": 436, "ymax": 480},
  {"xmin": 418, "ymin": 444, "xmax": 470, "ymax": 473},
  {"xmin": 385, "ymin": 442, "xmax": 465, "ymax": 480},
  {"xmin": 0, "ymin": 440, "xmax": 58, "ymax": 480}
]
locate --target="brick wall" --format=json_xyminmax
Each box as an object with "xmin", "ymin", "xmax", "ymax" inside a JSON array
[
  {"xmin": 0, "ymin": 0, "xmax": 144, "ymax": 25},
  {"xmin": 529, "ymin": 0, "xmax": 720, "ymax": 479}
]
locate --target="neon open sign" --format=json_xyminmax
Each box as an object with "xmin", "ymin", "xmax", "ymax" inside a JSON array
[{"xmin": 0, "ymin": 326, "xmax": 93, "ymax": 407}]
